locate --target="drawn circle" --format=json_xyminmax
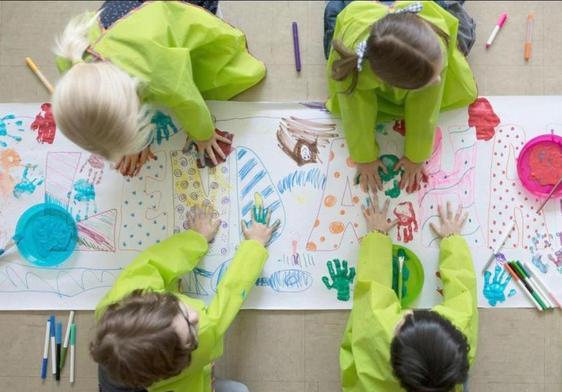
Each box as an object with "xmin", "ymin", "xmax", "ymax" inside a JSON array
[
  {"xmin": 15, "ymin": 203, "xmax": 77, "ymax": 267},
  {"xmin": 180, "ymin": 181, "xmax": 189, "ymax": 189},
  {"xmin": 180, "ymin": 158, "xmax": 188, "ymax": 167},
  {"xmin": 306, "ymin": 242, "xmax": 317, "ymax": 251},
  {"xmin": 329, "ymin": 221, "xmax": 345, "ymax": 234},
  {"xmin": 210, "ymin": 182, "xmax": 219, "ymax": 190},
  {"xmin": 221, "ymin": 166, "xmax": 228, "ymax": 174},
  {"xmin": 517, "ymin": 134, "xmax": 562, "ymax": 197},
  {"xmin": 222, "ymin": 197, "xmax": 230, "ymax": 205},
  {"xmin": 192, "ymin": 181, "xmax": 200, "ymax": 189},
  {"xmin": 176, "ymin": 205, "xmax": 185, "ymax": 214},
  {"xmin": 190, "ymin": 192, "xmax": 199, "ymax": 200},
  {"xmin": 178, "ymin": 194, "xmax": 187, "ymax": 202},
  {"xmin": 173, "ymin": 169, "xmax": 182, "ymax": 177},
  {"xmin": 334, "ymin": 171, "xmax": 341, "ymax": 178},
  {"xmin": 392, "ymin": 244, "xmax": 424, "ymax": 308},
  {"xmin": 324, "ymin": 195, "xmax": 337, "ymax": 207},
  {"xmin": 221, "ymin": 248, "xmax": 227, "ymax": 255},
  {"xmin": 188, "ymin": 168, "xmax": 196, "ymax": 175}
]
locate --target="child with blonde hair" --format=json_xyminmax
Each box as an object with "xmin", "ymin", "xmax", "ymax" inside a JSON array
[
  {"xmin": 326, "ymin": 1, "xmax": 477, "ymax": 193},
  {"xmin": 53, "ymin": 1, "xmax": 265, "ymax": 176},
  {"xmin": 91, "ymin": 205, "xmax": 280, "ymax": 392}
]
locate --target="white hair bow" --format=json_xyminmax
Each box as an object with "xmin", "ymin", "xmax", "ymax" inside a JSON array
[{"xmin": 392, "ymin": 1, "xmax": 424, "ymax": 14}]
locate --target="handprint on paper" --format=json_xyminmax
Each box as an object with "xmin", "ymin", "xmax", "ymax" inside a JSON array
[
  {"xmin": 30, "ymin": 103, "xmax": 56, "ymax": 144},
  {"xmin": 322, "ymin": 259, "xmax": 356, "ymax": 301},
  {"xmin": 79, "ymin": 154, "xmax": 105, "ymax": 185},
  {"xmin": 393, "ymin": 201, "xmax": 418, "ymax": 243},
  {"xmin": 150, "ymin": 110, "xmax": 179, "ymax": 145},
  {"xmin": 68, "ymin": 179, "xmax": 97, "ymax": 222},
  {"xmin": 12, "ymin": 164, "xmax": 43, "ymax": 199},
  {"xmin": 483, "ymin": 263, "xmax": 512, "ymax": 306}
]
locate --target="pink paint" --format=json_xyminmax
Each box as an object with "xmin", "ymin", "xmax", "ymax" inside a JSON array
[
  {"xmin": 468, "ymin": 97, "xmax": 500, "ymax": 141},
  {"xmin": 517, "ymin": 133, "xmax": 562, "ymax": 197},
  {"xmin": 393, "ymin": 201, "xmax": 418, "ymax": 243},
  {"xmin": 30, "ymin": 103, "xmax": 56, "ymax": 144}
]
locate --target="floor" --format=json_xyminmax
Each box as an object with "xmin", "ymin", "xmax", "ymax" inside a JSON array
[{"xmin": 0, "ymin": 1, "xmax": 561, "ymax": 391}]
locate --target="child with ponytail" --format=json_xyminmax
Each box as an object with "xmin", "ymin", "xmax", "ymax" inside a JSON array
[
  {"xmin": 52, "ymin": 1, "xmax": 264, "ymax": 176},
  {"xmin": 326, "ymin": 1, "xmax": 477, "ymax": 193}
]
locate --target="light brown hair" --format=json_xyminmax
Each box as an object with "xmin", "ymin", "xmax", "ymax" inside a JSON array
[
  {"xmin": 90, "ymin": 290, "xmax": 194, "ymax": 388},
  {"xmin": 332, "ymin": 13, "xmax": 449, "ymax": 93}
]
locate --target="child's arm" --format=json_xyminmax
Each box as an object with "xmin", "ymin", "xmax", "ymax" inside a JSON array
[
  {"xmin": 430, "ymin": 204, "xmax": 478, "ymax": 363},
  {"xmin": 204, "ymin": 211, "xmax": 279, "ymax": 350},
  {"xmin": 403, "ymin": 69, "xmax": 446, "ymax": 163},
  {"xmin": 336, "ymin": 88, "xmax": 379, "ymax": 163}
]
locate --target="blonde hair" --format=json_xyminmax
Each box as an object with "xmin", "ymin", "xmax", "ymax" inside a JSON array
[
  {"xmin": 52, "ymin": 12, "xmax": 152, "ymax": 161},
  {"xmin": 332, "ymin": 13, "xmax": 448, "ymax": 93}
]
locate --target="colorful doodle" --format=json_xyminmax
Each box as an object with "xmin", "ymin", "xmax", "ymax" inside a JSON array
[
  {"xmin": 30, "ymin": 103, "xmax": 56, "ymax": 144},
  {"xmin": 76, "ymin": 209, "xmax": 117, "ymax": 252},
  {"xmin": 44, "ymin": 152, "xmax": 81, "ymax": 208},
  {"xmin": 277, "ymin": 168, "xmax": 326, "ymax": 194},
  {"xmin": 256, "ymin": 270, "xmax": 313, "ymax": 293}
]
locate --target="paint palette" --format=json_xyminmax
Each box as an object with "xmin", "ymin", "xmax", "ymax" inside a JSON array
[
  {"xmin": 517, "ymin": 133, "xmax": 562, "ymax": 197},
  {"xmin": 15, "ymin": 203, "xmax": 77, "ymax": 267},
  {"xmin": 392, "ymin": 245, "xmax": 424, "ymax": 308}
]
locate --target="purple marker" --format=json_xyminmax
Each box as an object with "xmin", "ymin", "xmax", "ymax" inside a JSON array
[{"xmin": 292, "ymin": 22, "xmax": 301, "ymax": 72}]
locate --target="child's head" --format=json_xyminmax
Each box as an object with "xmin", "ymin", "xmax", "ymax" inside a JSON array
[
  {"xmin": 332, "ymin": 12, "xmax": 447, "ymax": 92},
  {"xmin": 90, "ymin": 290, "xmax": 199, "ymax": 388},
  {"xmin": 52, "ymin": 13, "xmax": 152, "ymax": 161},
  {"xmin": 390, "ymin": 310, "xmax": 469, "ymax": 392}
]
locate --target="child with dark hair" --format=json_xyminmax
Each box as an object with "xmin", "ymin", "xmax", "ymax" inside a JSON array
[
  {"xmin": 325, "ymin": 1, "xmax": 477, "ymax": 194},
  {"xmin": 340, "ymin": 198, "xmax": 477, "ymax": 392},
  {"xmin": 90, "ymin": 206, "xmax": 280, "ymax": 392}
]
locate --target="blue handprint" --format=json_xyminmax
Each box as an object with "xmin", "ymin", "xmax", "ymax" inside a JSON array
[
  {"xmin": 483, "ymin": 264, "xmax": 512, "ymax": 306},
  {"xmin": 12, "ymin": 164, "xmax": 43, "ymax": 198},
  {"xmin": 150, "ymin": 111, "xmax": 178, "ymax": 145}
]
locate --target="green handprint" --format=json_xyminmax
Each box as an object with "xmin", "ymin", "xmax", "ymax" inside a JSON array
[
  {"xmin": 151, "ymin": 110, "xmax": 179, "ymax": 145},
  {"xmin": 322, "ymin": 259, "xmax": 356, "ymax": 301},
  {"xmin": 379, "ymin": 154, "xmax": 403, "ymax": 199}
]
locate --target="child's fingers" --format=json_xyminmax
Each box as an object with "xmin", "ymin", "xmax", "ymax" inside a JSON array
[
  {"xmin": 361, "ymin": 204, "xmax": 369, "ymax": 218},
  {"xmin": 270, "ymin": 219, "xmax": 281, "ymax": 232},
  {"xmin": 373, "ymin": 172, "xmax": 383, "ymax": 192},
  {"xmin": 389, "ymin": 219, "xmax": 399, "ymax": 229},
  {"xmin": 207, "ymin": 147, "xmax": 218, "ymax": 166},
  {"xmin": 216, "ymin": 134, "xmax": 232, "ymax": 144},
  {"xmin": 115, "ymin": 157, "xmax": 124, "ymax": 171},
  {"xmin": 460, "ymin": 211, "xmax": 469, "ymax": 228},
  {"xmin": 437, "ymin": 203, "xmax": 446, "ymax": 223},
  {"xmin": 454, "ymin": 204, "xmax": 463, "ymax": 221},
  {"xmin": 383, "ymin": 198, "xmax": 390, "ymax": 214},
  {"xmin": 371, "ymin": 192, "xmax": 380, "ymax": 213},
  {"xmin": 429, "ymin": 222, "xmax": 442, "ymax": 237},
  {"xmin": 359, "ymin": 174, "xmax": 368, "ymax": 193},
  {"xmin": 265, "ymin": 208, "xmax": 272, "ymax": 225},
  {"xmin": 378, "ymin": 161, "xmax": 388, "ymax": 175},
  {"xmin": 446, "ymin": 201, "xmax": 453, "ymax": 220},
  {"xmin": 240, "ymin": 220, "xmax": 249, "ymax": 236},
  {"xmin": 212, "ymin": 141, "xmax": 226, "ymax": 160}
]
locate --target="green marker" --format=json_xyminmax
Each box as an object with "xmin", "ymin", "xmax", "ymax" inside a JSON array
[
  {"xmin": 515, "ymin": 260, "xmax": 553, "ymax": 309},
  {"xmin": 60, "ymin": 310, "xmax": 75, "ymax": 369},
  {"xmin": 510, "ymin": 262, "xmax": 548, "ymax": 310},
  {"xmin": 69, "ymin": 323, "xmax": 76, "ymax": 384}
]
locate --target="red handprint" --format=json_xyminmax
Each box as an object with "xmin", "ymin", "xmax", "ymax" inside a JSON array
[
  {"xmin": 30, "ymin": 103, "xmax": 56, "ymax": 144},
  {"xmin": 468, "ymin": 97, "xmax": 500, "ymax": 141},
  {"xmin": 393, "ymin": 201, "xmax": 418, "ymax": 243}
]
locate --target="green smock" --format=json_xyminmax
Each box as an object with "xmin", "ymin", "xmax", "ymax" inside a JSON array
[
  {"xmin": 326, "ymin": 1, "xmax": 477, "ymax": 163},
  {"xmin": 95, "ymin": 230, "xmax": 268, "ymax": 392},
  {"xmin": 57, "ymin": 1, "xmax": 266, "ymax": 142},
  {"xmin": 340, "ymin": 232, "xmax": 478, "ymax": 392}
]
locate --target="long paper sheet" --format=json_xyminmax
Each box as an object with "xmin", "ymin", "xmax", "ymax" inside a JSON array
[{"xmin": 0, "ymin": 98, "xmax": 561, "ymax": 310}]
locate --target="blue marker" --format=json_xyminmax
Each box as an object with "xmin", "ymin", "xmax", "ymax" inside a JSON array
[
  {"xmin": 40, "ymin": 318, "xmax": 50, "ymax": 380},
  {"xmin": 49, "ymin": 315, "xmax": 56, "ymax": 377},
  {"xmin": 55, "ymin": 322, "xmax": 62, "ymax": 381}
]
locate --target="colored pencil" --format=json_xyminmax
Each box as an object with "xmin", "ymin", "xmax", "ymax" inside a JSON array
[
  {"xmin": 292, "ymin": 22, "xmax": 301, "ymax": 72},
  {"xmin": 513, "ymin": 261, "xmax": 552, "ymax": 308},
  {"xmin": 49, "ymin": 315, "xmax": 56, "ymax": 376},
  {"xmin": 40, "ymin": 319, "xmax": 50, "ymax": 380},
  {"xmin": 507, "ymin": 262, "xmax": 546, "ymax": 310},
  {"xmin": 60, "ymin": 310, "xmax": 75, "ymax": 369},
  {"xmin": 503, "ymin": 262, "xmax": 542, "ymax": 310},
  {"xmin": 522, "ymin": 260, "xmax": 562, "ymax": 309},
  {"xmin": 69, "ymin": 324, "xmax": 76, "ymax": 384},
  {"xmin": 55, "ymin": 322, "xmax": 62, "ymax": 381},
  {"xmin": 25, "ymin": 57, "xmax": 54, "ymax": 94}
]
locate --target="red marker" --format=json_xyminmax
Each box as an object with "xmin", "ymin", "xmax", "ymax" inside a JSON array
[{"xmin": 486, "ymin": 13, "xmax": 508, "ymax": 49}]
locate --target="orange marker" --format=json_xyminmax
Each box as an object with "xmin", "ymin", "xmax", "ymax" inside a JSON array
[
  {"xmin": 25, "ymin": 57, "xmax": 54, "ymax": 94},
  {"xmin": 524, "ymin": 13, "xmax": 534, "ymax": 61}
]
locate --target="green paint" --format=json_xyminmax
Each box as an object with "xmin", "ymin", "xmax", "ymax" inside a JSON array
[
  {"xmin": 392, "ymin": 249, "xmax": 410, "ymax": 299},
  {"xmin": 379, "ymin": 154, "xmax": 403, "ymax": 199},
  {"xmin": 322, "ymin": 259, "xmax": 356, "ymax": 301},
  {"xmin": 375, "ymin": 123, "xmax": 387, "ymax": 135}
]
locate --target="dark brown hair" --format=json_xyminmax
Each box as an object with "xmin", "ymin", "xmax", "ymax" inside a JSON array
[
  {"xmin": 390, "ymin": 310, "xmax": 470, "ymax": 392},
  {"xmin": 90, "ymin": 290, "xmax": 194, "ymax": 388},
  {"xmin": 332, "ymin": 13, "xmax": 449, "ymax": 93}
]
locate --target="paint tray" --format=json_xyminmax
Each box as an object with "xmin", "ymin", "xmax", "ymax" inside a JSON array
[
  {"xmin": 392, "ymin": 245, "xmax": 424, "ymax": 308},
  {"xmin": 15, "ymin": 203, "xmax": 77, "ymax": 267},
  {"xmin": 517, "ymin": 133, "xmax": 562, "ymax": 198}
]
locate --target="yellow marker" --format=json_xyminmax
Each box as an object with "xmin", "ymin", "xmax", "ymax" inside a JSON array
[{"xmin": 25, "ymin": 57, "xmax": 54, "ymax": 94}]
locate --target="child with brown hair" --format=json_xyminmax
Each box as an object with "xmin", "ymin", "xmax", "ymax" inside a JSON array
[
  {"xmin": 90, "ymin": 206, "xmax": 280, "ymax": 392},
  {"xmin": 326, "ymin": 1, "xmax": 477, "ymax": 194}
]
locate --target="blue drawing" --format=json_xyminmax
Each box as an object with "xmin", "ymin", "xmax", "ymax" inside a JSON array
[
  {"xmin": 531, "ymin": 254, "xmax": 548, "ymax": 274},
  {"xmin": 277, "ymin": 168, "xmax": 326, "ymax": 194},
  {"xmin": 0, "ymin": 114, "xmax": 24, "ymax": 147},
  {"xmin": 256, "ymin": 269, "xmax": 313, "ymax": 293},
  {"xmin": 508, "ymin": 289, "xmax": 517, "ymax": 298},
  {"xmin": 183, "ymin": 260, "xmax": 230, "ymax": 296},
  {"xmin": 68, "ymin": 179, "xmax": 97, "ymax": 221},
  {"xmin": 236, "ymin": 147, "xmax": 286, "ymax": 243},
  {"xmin": 12, "ymin": 165, "xmax": 44, "ymax": 199},
  {"xmin": 0, "ymin": 262, "xmax": 121, "ymax": 298},
  {"xmin": 483, "ymin": 264, "xmax": 512, "ymax": 306},
  {"xmin": 150, "ymin": 110, "xmax": 178, "ymax": 145}
]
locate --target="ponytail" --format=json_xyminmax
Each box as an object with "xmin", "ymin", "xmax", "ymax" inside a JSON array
[
  {"xmin": 53, "ymin": 12, "xmax": 99, "ymax": 63},
  {"xmin": 331, "ymin": 40, "xmax": 360, "ymax": 94}
]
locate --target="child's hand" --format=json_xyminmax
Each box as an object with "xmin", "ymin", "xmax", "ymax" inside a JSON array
[
  {"xmin": 394, "ymin": 157, "xmax": 427, "ymax": 193},
  {"xmin": 430, "ymin": 202, "xmax": 468, "ymax": 238},
  {"xmin": 115, "ymin": 146, "xmax": 156, "ymax": 177},
  {"xmin": 241, "ymin": 209, "xmax": 281, "ymax": 247},
  {"xmin": 356, "ymin": 160, "xmax": 387, "ymax": 193},
  {"xmin": 187, "ymin": 206, "xmax": 221, "ymax": 243},
  {"xmin": 362, "ymin": 193, "xmax": 398, "ymax": 235},
  {"xmin": 194, "ymin": 130, "xmax": 232, "ymax": 167}
]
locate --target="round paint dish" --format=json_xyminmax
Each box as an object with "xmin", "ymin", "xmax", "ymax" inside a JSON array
[
  {"xmin": 15, "ymin": 203, "xmax": 77, "ymax": 267},
  {"xmin": 392, "ymin": 245, "xmax": 424, "ymax": 308},
  {"xmin": 517, "ymin": 133, "xmax": 562, "ymax": 198}
]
